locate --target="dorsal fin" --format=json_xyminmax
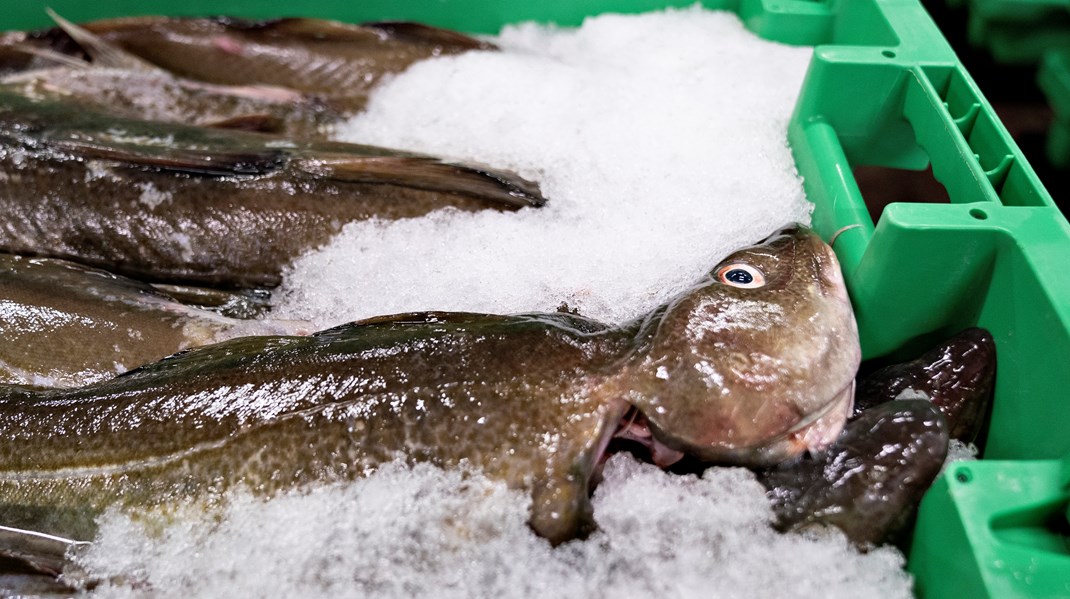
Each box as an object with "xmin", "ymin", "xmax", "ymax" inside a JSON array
[{"xmin": 45, "ymin": 8, "xmax": 158, "ymax": 71}]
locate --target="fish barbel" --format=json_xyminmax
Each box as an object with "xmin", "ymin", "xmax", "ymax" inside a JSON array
[
  {"xmin": 0, "ymin": 227, "xmax": 858, "ymax": 545},
  {"xmin": 0, "ymin": 89, "xmax": 545, "ymax": 288},
  {"xmin": 0, "ymin": 253, "xmax": 307, "ymax": 389}
]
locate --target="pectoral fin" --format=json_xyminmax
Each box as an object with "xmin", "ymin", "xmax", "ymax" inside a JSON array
[{"xmin": 529, "ymin": 473, "xmax": 596, "ymax": 546}]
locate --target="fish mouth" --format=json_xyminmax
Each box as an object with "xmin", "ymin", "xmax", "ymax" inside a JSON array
[
  {"xmin": 594, "ymin": 402, "xmax": 684, "ymax": 472},
  {"xmin": 601, "ymin": 381, "xmax": 855, "ymax": 471}
]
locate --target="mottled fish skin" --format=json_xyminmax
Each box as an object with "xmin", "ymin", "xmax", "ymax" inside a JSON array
[
  {"xmin": 1, "ymin": 66, "xmax": 343, "ymax": 139},
  {"xmin": 34, "ymin": 16, "xmax": 493, "ymax": 113},
  {"xmin": 0, "ymin": 90, "xmax": 545, "ymax": 288},
  {"xmin": 0, "ymin": 311, "xmax": 631, "ymax": 545},
  {"xmin": 611, "ymin": 227, "xmax": 860, "ymax": 466},
  {"xmin": 852, "ymin": 327, "xmax": 995, "ymax": 442},
  {"xmin": 758, "ymin": 400, "xmax": 949, "ymax": 548},
  {"xmin": 0, "ymin": 228, "xmax": 856, "ymax": 544},
  {"xmin": 0, "ymin": 253, "xmax": 307, "ymax": 390}
]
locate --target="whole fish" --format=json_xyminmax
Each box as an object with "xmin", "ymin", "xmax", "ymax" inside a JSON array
[
  {"xmin": 0, "ymin": 90, "xmax": 544, "ymax": 287},
  {"xmin": 0, "ymin": 253, "xmax": 307, "ymax": 389},
  {"xmin": 759, "ymin": 327, "xmax": 997, "ymax": 547},
  {"xmin": 0, "ymin": 227, "xmax": 858, "ymax": 546},
  {"xmin": 19, "ymin": 15, "xmax": 494, "ymax": 113}
]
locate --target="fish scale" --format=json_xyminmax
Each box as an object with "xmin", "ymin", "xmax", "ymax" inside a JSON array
[
  {"xmin": 0, "ymin": 90, "xmax": 545, "ymax": 287},
  {"xmin": 0, "ymin": 228, "xmax": 860, "ymax": 549}
]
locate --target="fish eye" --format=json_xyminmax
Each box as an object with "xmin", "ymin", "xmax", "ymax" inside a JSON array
[{"xmin": 717, "ymin": 263, "xmax": 765, "ymax": 288}]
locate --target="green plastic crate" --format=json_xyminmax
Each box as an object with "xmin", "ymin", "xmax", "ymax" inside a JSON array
[{"xmin": 3, "ymin": 0, "xmax": 1069, "ymax": 596}]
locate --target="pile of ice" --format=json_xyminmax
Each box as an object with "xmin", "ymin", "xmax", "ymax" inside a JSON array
[
  {"xmin": 78, "ymin": 8, "xmax": 916, "ymax": 598},
  {"xmin": 273, "ymin": 6, "xmax": 815, "ymax": 328},
  {"xmin": 79, "ymin": 455, "xmax": 912, "ymax": 599}
]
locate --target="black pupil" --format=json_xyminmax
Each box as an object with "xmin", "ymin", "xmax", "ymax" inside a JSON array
[{"xmin": 725, "ymin": 268, "xmax": 753, "ymax": 284}]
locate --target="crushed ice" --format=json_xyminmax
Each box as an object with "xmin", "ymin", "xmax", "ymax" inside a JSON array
[
  {"xmin": 77, "ymin": 455, "xmax": 912, "ymax": 598},
  {"xmin": 273, "ymin": 7, "xmax": 814, "ymax": 329},
  {"xmin": 76, "ymin": 8, "xmax": 914, "ymax": 598}
]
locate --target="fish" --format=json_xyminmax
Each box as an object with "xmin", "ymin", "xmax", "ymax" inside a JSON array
[
  {"xmin": 759, "ymin": 327, "xmax": 997, "ymax": 547},
  {"xmin": 0, "ymin": 89, "xmax": 545, "ymax": 288},
  {"xmin": 0, "ymin": 227, "xmax": 858, "ymax": 547},
  {"xmin": 1, "ymin": 63, "xmax": 344, "ymax": 139},
  {"xmin": 758, "ymin": 400, "xmax": 949, "ymax": 548},
  {"xmin": 0, "ymin": 12, "xmax": 344, "ymax": 139},
  {"xmin": 18, "ymin": 15, "xmax": 494, "ymax": 113},
  {"xmin": 0, "ymin": 253, "xmax": 308, "ymax": 389},
  {"xmin": 853, "ymin": 327, "xmax": 995, "ymax": 442}
]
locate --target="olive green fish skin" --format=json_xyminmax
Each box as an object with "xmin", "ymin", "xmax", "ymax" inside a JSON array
[
  {"xmin": 0, "ymin": 312, "xmax": 631, "ymax": 544},
  {"xmin": 0, "ymin": 254, "xmax": 305, "ymax": 389},
  {"xmin": 0, "ymin": 228, "xmax": 857, "ymax": 544},
  {"xmin": 51, "ymin": 17, "xmax": 494, "ymax": 113},
  {"xmin": 0, "ymin": 91, "xmax": 545, "ymax": 288}
]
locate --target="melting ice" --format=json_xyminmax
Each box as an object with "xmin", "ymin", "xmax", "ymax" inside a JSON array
[{"xmin": 77, "ymin": 7, "xmax": 914, "ymax": 598}]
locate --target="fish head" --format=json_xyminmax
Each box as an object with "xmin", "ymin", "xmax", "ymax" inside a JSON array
[{"xmin": 625, "ymin": 226, "xmax": 860, "ymax": 467}]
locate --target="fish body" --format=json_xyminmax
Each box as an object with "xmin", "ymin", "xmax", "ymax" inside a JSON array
[
  {"xmin": 2, "ymin": 66, "xmax": 343, "ymax": 139},
  {"xmin": 760, "ymin": 327, "xmax": 997, "ymax": 546},
  {"xmin": 0, "ymin": 90, "xmax": 544, "ymax": 287},
  {"xmin": 0, "ymin": 228, "xmax": 858, "ymax": 544},
  {"xmin": 0, "ymin": 253, "xmax": 306, "ymax": 389},
  {"xmin": 853, "ymin": 327, "xmax": 995, "ymax": 442},
  {"xmin": 0, "ymin": 311, "xmax": 631, "ymax": 545},
  {"xmin": 759, "ymin": 400, "xmax": 949, "ymax": 547},
  {"xmin": 24, "ymin": 16, "xmax": 493, "ymax": 113}
]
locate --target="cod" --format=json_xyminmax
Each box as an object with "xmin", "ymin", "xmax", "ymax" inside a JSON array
[{"xmin": 0, "ymin": 228, "xmax": 859, "ymax": 548}]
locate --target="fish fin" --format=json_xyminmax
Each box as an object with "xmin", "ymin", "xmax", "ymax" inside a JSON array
[
  {"xmin": 298, "ymin": 155, "xmax": 546, "ymax": 209},
  {"xmin": 529, "ymin": 473, "xmax": 597, "ymax": 546},
  {"xmin": 200, "ymin": 113, "xmax": 285, "ymax": 134},
  {"xmin": 52, "ymin": 136, "xmax": 288, "ymax": 178},
  {"xmin": 0, "ymin": 525, "xmax": 89, "ymax": 578},
  {"xmin": 5, "ymin": 42, "xmax": 90, "ymax": 69},
  {"xmin": 45, "ymin": 8, "xmax": 159, "ymax": 71}
]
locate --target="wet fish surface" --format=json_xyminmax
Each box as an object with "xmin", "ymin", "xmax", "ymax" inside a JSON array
[
  {"xmin": 13, "ymin": 16, "xmax": 493, "ymax": 113},
  {"xmin": 0, "ymin": 227, "xmax": 858, "ymax": 546},
  {"xmin": 759, "ymin": 400, "xmax": 949, "ymax": 548},
  {"xmin": 0, "ymin": 90, "xmax": 545, "ymax": 287},
  {"xmin": 0, "ymin": 253, "xmax": 307, "ymax": 389},
  {"xmin": 759, "ymin": 327, "xmax": 997, "ymax": 547},
  {"xmin": 2, "ymin": 65, "xmax": 343, "ymax": 139},
  {"xmin": 853, "ymin": 327, "xmax": 995, "ymax": 442}
]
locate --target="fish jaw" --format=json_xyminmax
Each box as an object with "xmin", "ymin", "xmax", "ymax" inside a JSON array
[{"xmin": 621, "ymin": 227, "xmax": 861, "ymax": 467}]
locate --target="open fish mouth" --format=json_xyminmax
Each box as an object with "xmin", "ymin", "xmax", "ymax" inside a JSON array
[
  {"xmin": 606, "ymin": 405, "xmax": 687, "ymax": 469},
  {"xmin": 604, "ymin": 380, "xmax": 856, "ymax": 471}
]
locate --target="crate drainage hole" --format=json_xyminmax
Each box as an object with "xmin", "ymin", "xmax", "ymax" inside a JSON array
[
  {"xmin": 955, "ymin": 468, "xmax": 973, "ymax": 484},
  {"xmin": 970, "ymin": 208, "xmax": 989, "ymax": 220},
  {"xmin": 882, "ymin": 49, "xmax": 896, "ymax": 58}
]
